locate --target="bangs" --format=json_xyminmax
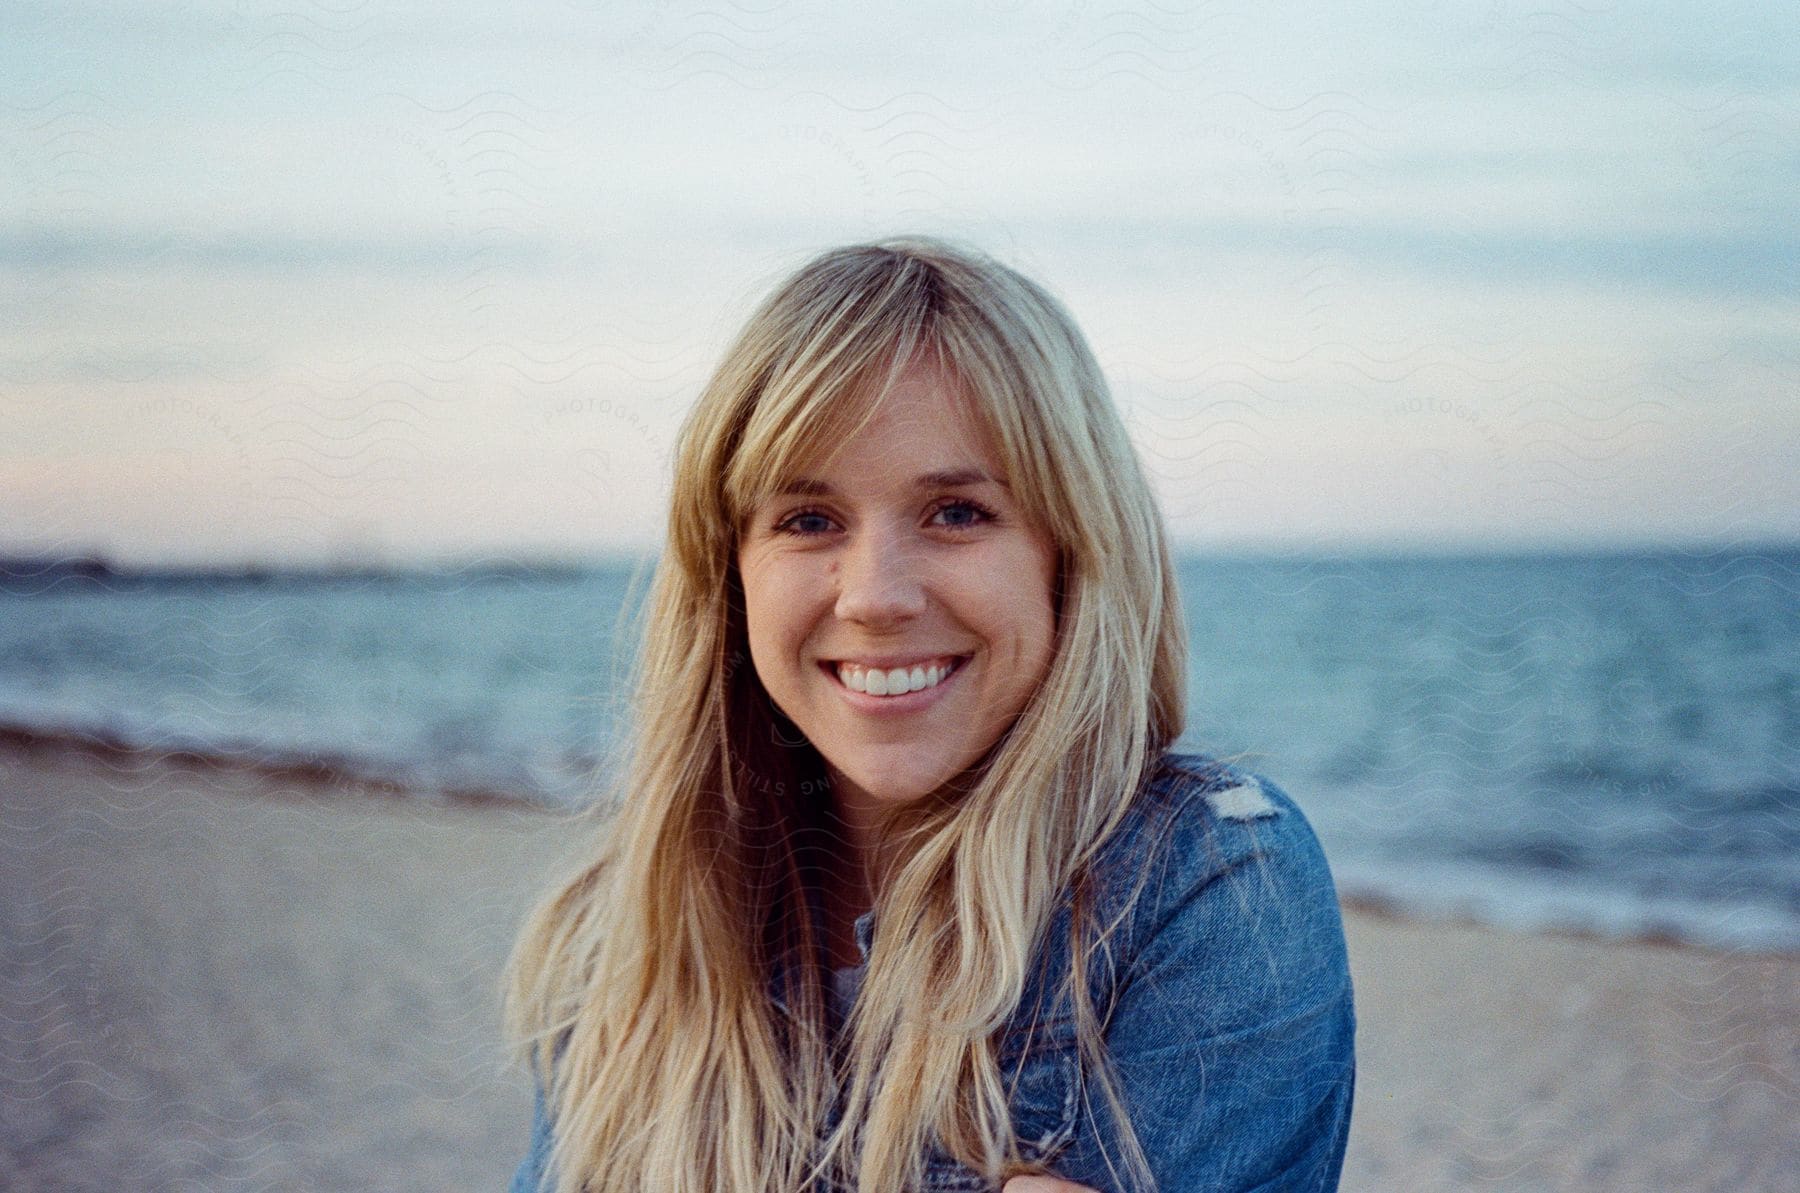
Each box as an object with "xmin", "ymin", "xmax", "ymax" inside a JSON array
[
  {"xmin": 723, "ymin": 348, "xmax": 900, "ymax": 527},
  {"xmin": 715, "ymin": 242, "xmax": 1077, "ymax": 552},
  {"xmin": 722, "ymin": 264, "xmax": 937, "ymax": 525}
]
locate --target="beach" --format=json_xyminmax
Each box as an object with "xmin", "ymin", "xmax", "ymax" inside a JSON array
[{"xmin": 1, "ymin": 746, "xmax": 1793, "ymax": 1192}]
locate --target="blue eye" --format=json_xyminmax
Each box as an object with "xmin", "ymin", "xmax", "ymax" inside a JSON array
[
  {"xmin": 931, "ymin": 499, "xmax": 996, "ymax": 530},
  {"xmin": 774, "ymin": 509, "xmax": 835, "ymax": 536},
  {"xmin": 771, "ymin": 499, "xmax": 996, "ymax": 538}
]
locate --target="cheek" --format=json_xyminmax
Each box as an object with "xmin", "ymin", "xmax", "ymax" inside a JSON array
[
  {"xmin": 1023, "ymin": 592, "xmax": 1058, "ymax": 679},
  {"xmin": 982, "ymin": 546, "xmax": 1059, "ymax": 679},
  {"xmin": 738, "ymin": 554, "xmax": 817, "ymax": 669},
  {"xmin": 736, "ymin": 559, "xmax": 776, "ymax": 675},
  {"xmin": 738, "ymin": 593, "xmax": 795, "ymax": 724},
  {"xmin": 1024, "ymin": 543, "xmax": 1060, "ymax": 668}
]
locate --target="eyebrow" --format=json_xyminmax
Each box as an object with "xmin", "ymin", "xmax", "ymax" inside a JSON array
[{"xmin": 774, "ymin": 468, "xmax": 1007, "ymax": 497}]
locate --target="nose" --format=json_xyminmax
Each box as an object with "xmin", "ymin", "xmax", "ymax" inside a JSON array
[{"xmin": 833, "ymin": 520, "xmax": 926, "ymax": 628}]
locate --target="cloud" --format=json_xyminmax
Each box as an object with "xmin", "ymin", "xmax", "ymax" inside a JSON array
[{"xmin": 0, "ymin": 226, "xmax": 557, "ymax": 273}]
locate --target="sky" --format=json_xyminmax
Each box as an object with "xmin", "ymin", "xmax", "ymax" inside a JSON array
[{"xmin": 2, "ymin": 0, "xmax": 1796, "ymax": 566}]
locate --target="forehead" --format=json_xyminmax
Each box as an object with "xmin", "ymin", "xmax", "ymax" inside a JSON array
[
  {"xmin": 727, "ymin": 349, "xmax": 1020, "ymax": 528},
  {"xmin": 852, "ymin": 362, "xmax": 989, "ymax": 445},
  {"xmin": 807, "ymin": 359, "xmax": 999, "ymax": 473}
]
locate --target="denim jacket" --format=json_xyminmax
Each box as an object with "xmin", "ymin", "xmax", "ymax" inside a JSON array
[{"xmin": 510, "ymin": 751, "xmax": 1356, "ymax": 1192}]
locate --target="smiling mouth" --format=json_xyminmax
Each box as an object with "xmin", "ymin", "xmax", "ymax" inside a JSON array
[{"xmin": 821, "ymin": 655, "xmax": 971, "ymax": 697}]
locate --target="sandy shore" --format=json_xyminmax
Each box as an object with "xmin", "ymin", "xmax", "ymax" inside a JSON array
[{"xmin": 1, "ymin": 748, "xmax": 1793, "ymax": 1192}]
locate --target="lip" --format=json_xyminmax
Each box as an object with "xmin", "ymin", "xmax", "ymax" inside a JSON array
[
  {"xmin": 818, "ymin": 654, "xmax": 972, "ymax": 715},
  {"xmin": 825, "ymin": 653, "xmax": 963, "ymax": 670}
]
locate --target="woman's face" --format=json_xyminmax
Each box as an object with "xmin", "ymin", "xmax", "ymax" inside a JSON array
[{"xmin": 737, "ymin": 359, "xmax": 1059, "ymax": 835}]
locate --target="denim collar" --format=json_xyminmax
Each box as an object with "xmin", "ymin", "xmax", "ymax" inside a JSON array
[{"xmin": 849, "ymin": 907, "xmax": 876, "ymax": 963}]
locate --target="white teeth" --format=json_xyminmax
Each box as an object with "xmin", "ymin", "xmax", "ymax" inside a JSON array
[{"xmin": 835, "ymin": 657, "xmax": 960, "ymax": 698}]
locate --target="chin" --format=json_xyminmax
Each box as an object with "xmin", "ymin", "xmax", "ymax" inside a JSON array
[
  {"xmin": 849, "ymin": 771, "xmax": 941, "ymax": 806},
  {"xmin": 837, "ymin": 752, "xmax": 962, "ymax": 807}
]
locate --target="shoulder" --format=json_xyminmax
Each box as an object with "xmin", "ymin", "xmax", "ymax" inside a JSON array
[
  {"xmin": 1093, "ymin": 750, "xmax": 1347, "ymax": 989},
  {"xmin": 1104, "ymin": 749, "xmax": 1336, "ymax": 886},
  {"xmin": 1055, "ymin": 754, "xmax": 1358, "ymax": 1193}
]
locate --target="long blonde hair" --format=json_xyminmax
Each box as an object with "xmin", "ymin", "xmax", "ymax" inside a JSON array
[{"xmin": 503, "ymin": 237, "xmax": 1187, "ymax": 1193}]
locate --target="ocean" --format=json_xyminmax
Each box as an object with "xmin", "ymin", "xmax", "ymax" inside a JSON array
[{"xmin": 2, "ymin": 548, "xmax": 1794, "ymax": 954}]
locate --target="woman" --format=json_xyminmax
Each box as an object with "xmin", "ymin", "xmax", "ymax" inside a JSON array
[{"xmin": 504, "ymin": 238, "xmax": 1355, "ymax": 1192}]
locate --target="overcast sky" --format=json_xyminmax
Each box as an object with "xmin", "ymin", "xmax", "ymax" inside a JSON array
[{"xmin": 3, "ymin": 0, "xmax": 1796, "ymax": 565}]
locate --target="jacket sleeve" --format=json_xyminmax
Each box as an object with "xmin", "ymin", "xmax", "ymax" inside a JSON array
[{"xmin": 1063, "ymin": 771, "xmax": 1357, "ymax": 1193}]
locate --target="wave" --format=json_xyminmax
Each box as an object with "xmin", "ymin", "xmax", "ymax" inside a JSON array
[
  {"xmin": 0, "ymin": 711, "xmax": 599, "ymax": 809},
  {"xmin": 1333, "ymin": 856, "xmax": 1800, "ymax": 956}
]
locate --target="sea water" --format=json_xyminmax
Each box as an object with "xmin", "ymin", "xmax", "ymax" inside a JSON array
[{"xmin": 1, "ymin": 548, "xmax": 1794, "ymax": 952}]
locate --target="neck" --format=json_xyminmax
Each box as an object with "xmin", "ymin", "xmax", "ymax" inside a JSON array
[
  {"xmin": 820, "ymin": 802, "xmax": 877, "ymax": 908},
  {"xmin": 811, "ymin": 785, "xmax": 879, "ymax": 969}
]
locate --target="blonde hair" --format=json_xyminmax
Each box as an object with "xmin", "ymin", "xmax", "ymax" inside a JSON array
[{"xmin": 503, "ymin": 237, "xmax": 1187, "ymax": 1193}]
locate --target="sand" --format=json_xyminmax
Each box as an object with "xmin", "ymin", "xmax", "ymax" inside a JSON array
[{"xmin": 1, "ymin": 748, "xmax": 1793, "ymax": 1192}]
